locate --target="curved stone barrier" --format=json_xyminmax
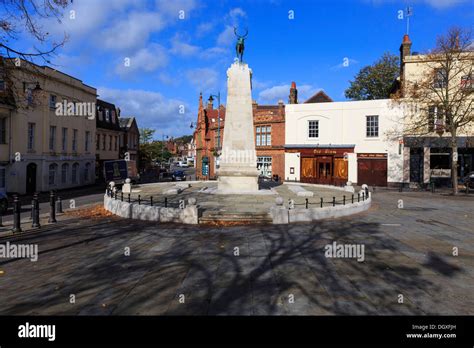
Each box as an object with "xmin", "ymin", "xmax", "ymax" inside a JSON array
[
  {"xmin": 103, "ymin": 194, "xmax": 199, "ymax": 224},
  {"xmin": 270, "ymin": 193, "xmax": 371, "ymax": 224}
]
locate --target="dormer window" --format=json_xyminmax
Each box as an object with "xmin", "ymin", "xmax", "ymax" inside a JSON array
[{"xmin": 105, "ymin": 109, "xmax": 110, "ymax": 122}]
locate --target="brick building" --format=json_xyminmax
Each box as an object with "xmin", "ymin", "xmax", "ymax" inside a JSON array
[{"xmin": 194, "ymin": 91, "xmax": 287, "ymax": 181}]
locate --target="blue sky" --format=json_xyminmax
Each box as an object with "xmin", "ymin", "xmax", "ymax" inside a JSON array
[{"xmin": 14, "ymin": 0, "xmax": 474, "ymax": 138}]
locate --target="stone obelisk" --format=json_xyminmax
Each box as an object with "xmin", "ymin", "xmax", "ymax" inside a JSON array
[{"xmin": 217, "ymin": 60, "xmax": 259, "ymax": 193}]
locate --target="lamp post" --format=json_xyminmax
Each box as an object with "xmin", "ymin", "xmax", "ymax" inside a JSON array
[
  {"xmin": 162, "ymin": 133, "xmax": 169, "ymax": 169},
  {"xmin": 209, "ymin": 92, "xmax": 221, "ymax": 150}
]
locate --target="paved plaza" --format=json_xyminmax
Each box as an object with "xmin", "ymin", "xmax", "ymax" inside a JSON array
[{"xmin": 0, "ymin": 190, "xmax": 473, "ymax": 315}]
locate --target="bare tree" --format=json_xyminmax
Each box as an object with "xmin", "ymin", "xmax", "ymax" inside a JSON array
[
  {"xmin": 0, "ymin": 0, "xmax": 71, "ymax": 107},
  {"xmin": 392, "ymin": 27, "xmax": 474, "ymax": 195}
]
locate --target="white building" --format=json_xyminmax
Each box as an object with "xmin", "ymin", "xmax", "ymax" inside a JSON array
[{"xmin": 284, "ymin": 99, "xmax": 404, "ymax": 187}]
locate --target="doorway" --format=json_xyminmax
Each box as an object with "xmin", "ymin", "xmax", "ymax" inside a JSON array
[{"xmin": 26, "ymin": 163, "xmax": 37, "ymax": 194}]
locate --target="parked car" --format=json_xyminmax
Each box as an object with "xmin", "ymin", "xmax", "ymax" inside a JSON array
[
  {"xmin": 0, "ymin": 192, "xmax": 8, "ymax": 213},
  {"xmin": 462, "ymin": 171, "xmax": 474, "ymax": 189},
  {"xmin": 171, "ymin": 170, "xmax": 186, "ymax": 181},
  {"xmin": 177, "ymin": 161, "xmax": 189, "ymax": 168}
]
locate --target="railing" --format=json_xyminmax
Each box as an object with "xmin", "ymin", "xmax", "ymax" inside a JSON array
[
  {"xmin": 288, "ymin": 193, "xmax": 369, "ymax": 210},
  {"xmin": 105, "ymin": 188, "xmax": 184, "ymax": 208}
]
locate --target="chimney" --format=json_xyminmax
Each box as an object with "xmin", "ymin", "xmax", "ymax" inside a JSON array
[
  {"xmin": 289, "ymin": 81, "xmax": 298, "ymax": 104},
  {"xmin": 399, "ymin": 34, "xmax": 412, "ymax": 93}
]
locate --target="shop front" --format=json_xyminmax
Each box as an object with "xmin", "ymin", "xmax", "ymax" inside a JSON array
[{"xmin": 293, "ymin": 146, "xmax": 354, "ymax": 186}]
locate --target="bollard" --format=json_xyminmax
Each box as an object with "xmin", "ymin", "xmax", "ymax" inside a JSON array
[
  {"xmin": 343, "ymin": 195, "xmax": 346, "ymax": 205},
  {"xmin": 352, "ymin": 194, "xmax": 354, "ymax": 204},
  {"xmin": 320, "ymin": 197, "xmax": 323, "ymax": 208},
  {"xmin": 48, "ymin": 190, "xmax": 57, "ymax": 223},
  {"xmin": 305, "ymin": 198, "xmax": 308, "ymax": 209},
  {"xmin": 431, "ymin": 182, "xmax": 435, "ymax": 194},
  {"xmin": 150, "ymin": 196, "xmax": 153, "ymax": 207},
  {"xmin": 30, "ymin": 199, "xmax": 34, "ymax": 220},
  {"xmin": 332, "ymin": 197, "xmax": 335, "ymax": 207},
  {"xmin": 128, "ymin": 194, "xmax": 131, "ymax": 203},
  {"xmin": 358, "ymin": 193, "xmax": 360, "ymax": 202},
  {"xmin": 399, "ymin": 183, "xmax": 403, "ymax": 192},
  {"xmin": 138, "ymin": 195, "xmax": 141, "ymax": 205},
  {"xmin": 32, "ymin": 193, "xmax": 41, "ymax": 228},
  {"xmin": 165, "ymin": 197, "xmax": 168, "ymax": 208},
  {"xmin": 362, "ymin": 193, "xmax": 365, "ymax": 201},
  {"xmin": 121, "ymin": 192, "xmax": 123, "ymax": 202},
  {"xmin": 12, "ymin": 195, "xmax": 22, "ymax": 232},
  {"xmin": 57, "ymin": 196, "xmax": 63, "ymax": 214}
]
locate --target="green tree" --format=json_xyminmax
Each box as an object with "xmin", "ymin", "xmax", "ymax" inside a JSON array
[
  {"xmin": 139, "ymin": 128, "xmax": 155, "ymax": 145},
  {"xmin": 345, "ymin": 52, "xmax": 400, "ymax": 100}
]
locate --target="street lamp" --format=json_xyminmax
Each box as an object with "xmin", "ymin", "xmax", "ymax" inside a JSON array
[
  {"xmin": 209, "ymin": 92, "xmax": 221, "ymax": 151},
  {"xmin": 162, "ymin": 133, "xmax": 169, "ymax": 168}
]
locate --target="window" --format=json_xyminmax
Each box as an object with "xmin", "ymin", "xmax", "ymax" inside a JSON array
[
  {"xmin": 434, "ymin": 68, "xmax": 447, "ymax": 88},
  {"xmin": 49, "ymin": 94, "xmax": 57, "ymax": 109},
  {"xmin": 256, "ymin": 125, "xmax": 271, "ymax": 146},
  {"xmin": 72, "ymin": 129, "xmax": 78, "ymax": 152},
  {"xmin": 308, "ymin": 120, "xmax": 319, "ymax": 138},
  {"xmin": 111, "ymin": 110, "xmax": 116, "ymax": 123},
  {"xmin": 257, "ymin": 156, "xmax": 272, "ymax": 178},
  {"xmin": 72, "ymin": 163, "xmax": 79, "ymax": 184},
  {"xmin": 0, "ymin": 167, "xmax": 5, "ymax": 189},
  {"xmin": 62, "ymin": 128, "xmax": 68, "ymax": 152},
  {"xmin": 85, "ymin": 131, "xmax": 90, "ymax": 152},
  {"xmin": 366, "ymin": 115, "xmax": 379, "ymax": 137},
  {"xmin": 27, "ymin": 123, "xmax": 35, "ymax": 150},
  {"xmin": 84, "ymin": 163, "xmax": 91, "ymax": 182},
  {"xmin": 61, "ymin": 163, "xmax": 69, "ymax": 184},
  {"xmin": 24, "ymin": 83, "xmax": 33, "ymax": 105},
  {"xmin": 105, "ymin": 109, "xmax": 110, "ymax": 122},
  {"xmin": 96, "ymin": 133, "xmax": 100, "ymax": 150},
  {"xmin": 102, "ymin": 134, "xmax": 106, "ymax": 150},
  {"xmin": 428, "ymin": 106, "xmax": 448, "ymax": 132},
  {"xmin": 461, "ymin": 74, "xmax": 472, "ymax": 90},
  {"xmin": 0, "ymin": 118, "xmax": 6, "ymax": 144},
  {"xmin": 49, "ymin": 126, "xmax": 56, "ymax": 151},
  {"xmin": 48, "ymin": 164, "xmax": 58, "ymax": 186}
]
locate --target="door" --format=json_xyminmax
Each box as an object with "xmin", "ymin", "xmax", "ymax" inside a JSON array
[
  {"xmin": 316, "ymin": 156, "xmax": 333, "ymax": 185},
  {"xmin": 26, "ymin": 163, "xmax": 37, "ymax": 194},
  {"xmin": 357, "ymin": 159, "xmax": 387, "ymax": 187},
  {"xmin": 410, "ymin": 148, "xmax": 423, "ymax": 183},
  {"xmin": 301, "ymin": 157, "xmax": 315, "ymax": 183}
]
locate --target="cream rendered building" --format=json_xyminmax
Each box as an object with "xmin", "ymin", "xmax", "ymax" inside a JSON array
[
  {"xmin": 398, "ymin": 34, "xmax": 474, "ymax": 186},
  {"xmin": 285, "ymin": 99, "xmax": 404, "ymax": 187},
  {"xmin": 0, "ymin": 59, "xmax": 97, "ymax": 194}
]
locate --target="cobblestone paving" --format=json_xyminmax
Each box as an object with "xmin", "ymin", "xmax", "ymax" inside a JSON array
[{"xmin": 0, "ymin": 190, "xmax": 473, "ymax": 315}]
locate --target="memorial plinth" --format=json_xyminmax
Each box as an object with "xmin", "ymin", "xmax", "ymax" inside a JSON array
[{"xmin": 217, "ymin": 61, "xmax": 259, "ymax": 193}]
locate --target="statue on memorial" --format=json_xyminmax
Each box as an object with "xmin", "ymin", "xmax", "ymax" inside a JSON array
[{"xmin": 234, "ymin": 27, "xmax": 248, "ymax": 63}]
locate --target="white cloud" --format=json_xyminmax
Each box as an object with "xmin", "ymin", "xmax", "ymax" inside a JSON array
[
  {"xmin": 115, "ymin": 44, "xmax": 168, "ymax": 77},
  {"xmin": 258, "ymin": 84, "xmax": 319, "ymax": 103},
  {"xmin": 170, "ymin": 34, "xmax": 200, "ymax": 57},
  {"xmin": 367, "ymin": 0, "xmax": 470, "ymax": 8},
  {"xmin": 102, "ymin": 12, "xmax": 166, "ymax": 51},
  {"xmin": 217, "ymin": 25, "xmax": 236, "ymax": 46},
  {"xmin": 98, "ymin": 87, "xmax": 194, "ymax": 137},
  {"xmin": 185, "ymin": 68, "xmax": 219, "ymax": 92},
  {"xmin": 196, "ymin": 22, "xmax": 216, "ymax": 37},
  {"xmin": 229, "ymin": 8, "xmax": 247, "ymax": 22},
  {"xmin": 155, "ymin": 0, "xmax": 199, "ymax": 18}
]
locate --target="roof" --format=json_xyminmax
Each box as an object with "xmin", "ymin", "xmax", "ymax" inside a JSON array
[
  {"xmin": 120, "ymin": 117, "xmax": 136, "ymax": 129},
  {"xmin": 304, "ymin": 90, "xmax": 333, "ymax": 103}
]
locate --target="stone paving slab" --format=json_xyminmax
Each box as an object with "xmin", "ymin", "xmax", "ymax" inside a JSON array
[{"xmin": 0, "ymin": 190, "xmax": 473, "ymax": 315}]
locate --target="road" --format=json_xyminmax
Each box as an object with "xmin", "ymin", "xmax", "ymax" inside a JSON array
[{"xmin": 1, "ymin": 166, "xmax": 197, "ymax": 223}]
